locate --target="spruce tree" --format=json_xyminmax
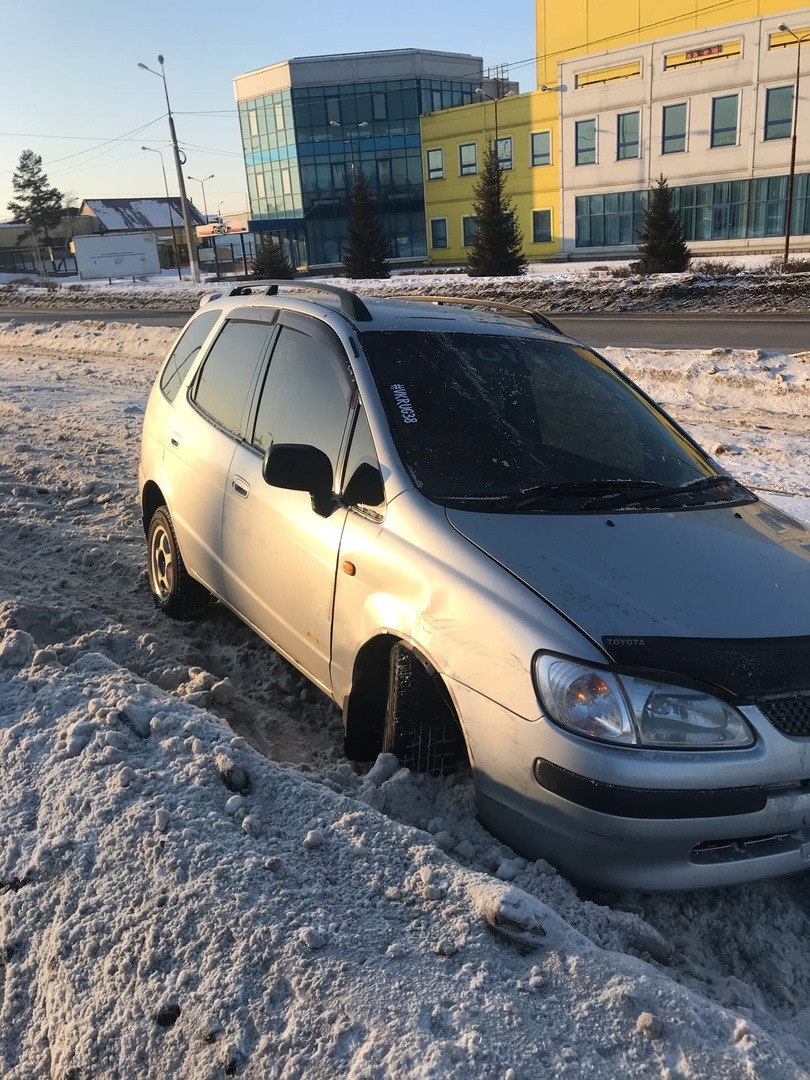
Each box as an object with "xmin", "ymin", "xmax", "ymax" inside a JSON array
[
  {"xmin": 7, "ymin": 150, "xmax": 64, "ymax": 248},
  {"xmin": 467, "ymin": 145, "xmax": 527, "ymax": 277},
  {"xmin": 342, "ymin": 169, "xmax": 390, "ymax": 279},
  {"xmin": 252, "ymin": 236, "xmax": 295, "ymax": 279},
  {"xmin": 634, "ymin": 175, "xmax": 691, "ymax": 274}
]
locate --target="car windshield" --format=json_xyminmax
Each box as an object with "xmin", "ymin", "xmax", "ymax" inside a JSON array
[{"xmin": 359, "ymin": 329, "xmax": 751, "ymax": 511}]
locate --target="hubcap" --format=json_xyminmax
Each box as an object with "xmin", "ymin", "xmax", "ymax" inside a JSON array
[{"xmin": 150, "ymin": 524, "xmax": 174, "ymax": 600}]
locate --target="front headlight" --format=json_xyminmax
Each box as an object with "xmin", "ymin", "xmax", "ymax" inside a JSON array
[{"xmin": 535, "ymin": 654, "xmax": 754, "ymax": 749}]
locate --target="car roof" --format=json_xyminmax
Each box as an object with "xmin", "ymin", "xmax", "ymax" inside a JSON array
[{"xmin": 198, "ymin": 280, "xmax": 568, "ymax": 341}]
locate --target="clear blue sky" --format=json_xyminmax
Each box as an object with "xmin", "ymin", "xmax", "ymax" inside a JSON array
[{"xmin": 1, "ymin": 0, "xmax": 536, "ymax": 219}]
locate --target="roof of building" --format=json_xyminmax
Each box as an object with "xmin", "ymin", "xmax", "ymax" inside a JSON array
[{"xmin": 79, "ymin": 198, "xmax": 205, "ymax": 232}]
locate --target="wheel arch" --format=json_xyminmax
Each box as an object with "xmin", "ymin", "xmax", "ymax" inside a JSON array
[
  {"xmin": 342, "ymin": 632, "xmax": 467, "ymax": 765},
  {"xmin": 141, "ymin": 480, "xmax": 167, "ymax": 535}
]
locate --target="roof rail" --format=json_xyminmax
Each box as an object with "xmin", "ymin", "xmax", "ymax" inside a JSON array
[
  {"xmin": 389, "ymin": 295, "xmax": 563, "ymax": 335},
  {"xmin": 224, "ymin": 280, "xmax": 373, "ymax": 322}
]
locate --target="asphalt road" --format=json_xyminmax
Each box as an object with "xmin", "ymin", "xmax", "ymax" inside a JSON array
[{"xmin": 1, "ymin": 306, "xmax": 808, "ymax": 351}]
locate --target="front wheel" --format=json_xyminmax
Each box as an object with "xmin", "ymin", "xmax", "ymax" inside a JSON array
[
  {"xmin": 382, "ymin": 644, "xmax": 466, "ymax": 775},
  {"xmin": 147, "ymin": 506, "xmax": 208, "ymax": 619}
]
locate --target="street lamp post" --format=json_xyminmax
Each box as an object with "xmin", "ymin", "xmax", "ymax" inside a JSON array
[
  {"xmin": 138, "ymin": 54, "xmax": 200, "ymax": 283},
  {"xmin": 329, "ymin": 120, "xmax": 369, "ymax": 175},
  {"xmin": 475, "ymin": 87, "xmax": 500, "ymax": 148},
  {"xmin": 141, "ymin": 145, "xmax": 182, "ymax": 280},
  {"xmin": 188, "ymin": 173, "xmax": 214, "ymax": 221},
  {"xmin": 778, "ymin": 23, "xmax": 810, "ymax": 272}
]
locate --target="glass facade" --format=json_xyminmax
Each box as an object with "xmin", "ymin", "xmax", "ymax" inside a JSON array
[
  {"xmin": 239, "ymin": 77, "xmax": 477, "ymax": 267},
  {"xmin": 575, "ymin": 173, "xmax": 809, "ymax": 247}
]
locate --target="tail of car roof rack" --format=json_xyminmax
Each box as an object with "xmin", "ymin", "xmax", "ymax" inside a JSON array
[
  {"xmin": 388, "ymin": 295, "xmax": 563, "ymax": 335},
  {"xmin": 209, "ymin": 280, "xmax": 374, "ymax": 322}
]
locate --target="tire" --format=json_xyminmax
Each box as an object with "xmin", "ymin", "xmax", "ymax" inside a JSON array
[
  {"xmin": 382, "ymin": 644, "xmax": 466, "ymax": 775},
  {"xmin": 146, "ymin": 506, "xmax": 209, "ymax": 619}
]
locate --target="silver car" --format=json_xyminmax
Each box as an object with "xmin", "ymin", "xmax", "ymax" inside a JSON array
[{"xmin": 139, "ymin": 282, "xmax": 810, "ymax": 890}]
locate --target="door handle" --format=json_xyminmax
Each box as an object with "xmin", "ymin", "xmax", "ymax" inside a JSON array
[{"xmin": 232, "ymin": 475, "xmax": 250, "ymax": 498}]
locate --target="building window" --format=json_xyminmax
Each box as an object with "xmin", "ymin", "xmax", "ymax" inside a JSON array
[
  {"xmin": 426, "ymin": 148, "xmax": 445, "ymax": 180},
  {"xmin": 280, "ymin": 168, "xmax": 292, "ymax": 196},
  {"xmin": 765, "ymin": 86, "xmax": 794, "ymax": 140},
  {"xmin": 532, "ymin": 209, "xmax": 552, "ymax": 243},
  {"xmin": 373, "ymin": 93, "xmax": 387, "ymax": 121},
  {"xmin": 531, "ymin": 131, "xmax": 551, "ymax": 167},
  {"xmin": 462, "ymin": 216, "xmax": 478, "ymax": 247},
  {"xmin": 711, "ymin": 94, "xmax": 738, "ymax": 147},
  {"xmin": 575, "ymin": 119, "xmax": 597, "ymax": 165},
  {"xmin": 662, "ymin": 103, "xmax": 687, "ymax": 154},
  {"xmin": 256, "ymin": 172, "xmax": 266, "ymax": 199},
  {"xmin": 430, "ymin": 218, "xmax": 448, "ymax": 248},
  {"xmin": 459, "ymin": 142, "xmax": 477, "ymax": 176},
  {"xmin": 248, "ymin": 109, "xmax": 259, "ymax": 138},
  {"xmin": 274, "ymin": 102, "xmax": 285, "ymax": 131},
  {"xmin": 617, "ymin": 111, "xmax": 640, "ymax": 159},
  {"xmin": 496, "ymin": 136, "xmax": 513, "ymax": 170}
]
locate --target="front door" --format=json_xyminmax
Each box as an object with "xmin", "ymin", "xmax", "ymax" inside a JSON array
[{"xmin": 221, "ymin": 315, "xmax": 354, "ymax": 691}]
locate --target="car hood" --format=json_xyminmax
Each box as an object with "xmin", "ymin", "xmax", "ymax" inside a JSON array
[{"xmin": 447, "ymin": 499, "xmax": 810, "ymax": 688}]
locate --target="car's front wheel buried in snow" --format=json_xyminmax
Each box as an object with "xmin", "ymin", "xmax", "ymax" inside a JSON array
[
  {"xmin": 382, "ymin": 643, "xmax": 467, "ymax": 775},
  {"xmin": 147, "ymin": 505, "xmax": 208, "ymax": 619}
]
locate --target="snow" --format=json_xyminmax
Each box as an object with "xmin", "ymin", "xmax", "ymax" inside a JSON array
[{"xmin": 1, "ymin": 296, "xmax": 810, "ymax": 1078}]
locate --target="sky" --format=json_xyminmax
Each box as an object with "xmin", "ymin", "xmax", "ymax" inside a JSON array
[{"xmin": 0, "ymin": 0, "xmax": 537, "ymax": 221}]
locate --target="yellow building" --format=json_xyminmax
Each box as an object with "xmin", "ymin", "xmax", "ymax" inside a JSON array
[{"xmin": 422, "ymin": 0, "xmax": 810, "ymax": 262}]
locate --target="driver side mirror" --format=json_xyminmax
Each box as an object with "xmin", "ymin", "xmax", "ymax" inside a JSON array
[{"xmin": 262, "ymin": 443, "xmax": 337, "ymax": 517}]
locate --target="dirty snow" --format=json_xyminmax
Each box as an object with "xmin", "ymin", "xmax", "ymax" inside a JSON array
[{"xmin": 1, "ymin": 305, "xmax": 810, "ymax": 1079}]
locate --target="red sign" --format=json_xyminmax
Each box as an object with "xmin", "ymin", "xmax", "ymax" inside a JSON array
[{"xmin": 685, "ymin": 45, "xmax": 722, "ymax": 59}]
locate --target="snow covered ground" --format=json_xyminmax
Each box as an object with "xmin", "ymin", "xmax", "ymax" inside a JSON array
[{"xmin": 2, "ymin": 311, "xmax": 810, "ymax": 1079}]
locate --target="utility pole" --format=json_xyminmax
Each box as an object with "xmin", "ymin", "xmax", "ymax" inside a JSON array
[
  {"xmin": 778, "ymin": 24, "xmax": 810, "ymax": 272},
  {"xmin": 138, "ymin": 55, "xmax": 200, "ymax": 282}
]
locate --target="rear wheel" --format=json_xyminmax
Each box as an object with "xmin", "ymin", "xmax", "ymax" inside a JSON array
[
  {"xmin": 382, "ymin": 644, "xmax": 466, "ymax": 775},
  {"xmin": 147, "ymin": 506, "xmax": 208, "ymax": 619}
]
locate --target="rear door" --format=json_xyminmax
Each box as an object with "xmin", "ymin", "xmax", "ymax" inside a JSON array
[
  {"xmin": 221, "ymin": 313, "xmax": 354, "ymax": 691},
  {"xmin": 165, "ymin": 315, "xmax": 275, "ymax": 596}
]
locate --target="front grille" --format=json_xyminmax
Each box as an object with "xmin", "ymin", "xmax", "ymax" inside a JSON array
[
  {"xmin": 690, "ymin": 830, "xmax": 810, "ymax": 865},
  {"xmin": 755, "ymin": 693, "xmax": 810, "ymax": 737}
]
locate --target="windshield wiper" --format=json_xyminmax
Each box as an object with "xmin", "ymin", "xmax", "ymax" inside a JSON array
[
  {"xmin": 492, "ymin": 479, "xmax": 670, "ymax": 512},
  {"xmin": 587, "ymin": 474, "xmax": 753, "ymax": 510}
]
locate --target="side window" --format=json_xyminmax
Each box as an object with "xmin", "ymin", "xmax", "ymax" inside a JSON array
[
  {"xmin": 426, "ymin": 148, "xmax": 445, "ymax": 180},
  {"xmin": 252, "ymin": 324, "xmax": 352, "ymax": 478},
  {"xmin": 342, "ymin": 406, "xmax": 385, "ymax": 515},
  {"xmin": 192, "ymin": 320, "xmax": 272, "ymax": 436},
  {"xmin": 159, "ymin": 309, "xmax": 221, "ymax": 403}
]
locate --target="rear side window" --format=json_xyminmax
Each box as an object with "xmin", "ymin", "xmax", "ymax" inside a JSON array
[
  {"xmin": 159, "ymin": 309, "xmax": 221, "ymax": 402},
  {"xmin": 193, "ymin": 320, "xmax": 273, "ymax": 436}
]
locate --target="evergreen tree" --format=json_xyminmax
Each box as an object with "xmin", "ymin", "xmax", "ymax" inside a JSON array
[
  {"xmin": 634, "ymin": 174, "xmax": 691, "ymax": 274},
  {"xmin": 252, "ymin": 236, "xmax": 295, "ymax": 279},
  {"xmin": 342, "ymin": 169, "xmax": 389, "ymax": 279},
  {"xmin": 7, "ymin": 150, "xmax": 64, "ymax": 248},
  {"xmin": 467, "ymin": 145, "xmax": 527, "ymax": 277}
]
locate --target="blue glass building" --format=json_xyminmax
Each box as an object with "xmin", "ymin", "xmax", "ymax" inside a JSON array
[{"xmin": 234, "ymin": 50, "xmax": 482, "ymax": 269}]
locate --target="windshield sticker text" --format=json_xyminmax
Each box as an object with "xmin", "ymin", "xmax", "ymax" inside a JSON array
[{"xmin": 391, "ymin": 384, "xmax": 418, "ymax": 423}]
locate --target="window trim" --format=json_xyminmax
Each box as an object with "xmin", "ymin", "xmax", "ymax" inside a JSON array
[
  {"xmin": 617, "ymin": 110, "xmax": 641, "ymax": 160},
  {"xmin": 764, "ymin": 85, "xmax": 794, "ymax": 141},
  {"xmin": 426, "ymin": 147, "xmax": 445, "ymax": 181},
  {"xmin": 459, "ymin": 141, "xmax": 477, "ymax": 176},
  {"xmin": 530, "ymin": 130, "xmax": 552, "ymax": 167},
  {"xmin": 462, "ymin": 215, "xmax": 478, "ymax": 247},
  {"xmin": 575, "ymin": 118, "xmax": 597, "ymax": 166},
  {"xmin": 496, "ymin": 135, "xmax": 513, "ymax": 171},
  {"xmin": 429, "ymin": 217, "xmax": 449, "ymax": 249},
  {"xmin": 710, "ymin": 93, "xmax": 739, "ymax": 148},
  {"xmin": 662, "ymin": 102, "xmax": 688, "ymax": 155},
  {"xmin": 532, "ymin": 208, "xmax": 553, "ymax": 245}
]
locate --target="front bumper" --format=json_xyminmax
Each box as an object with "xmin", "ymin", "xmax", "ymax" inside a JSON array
[{"xmin": 448, "ymin": 679, "xmax": 810, "ymax": 890}]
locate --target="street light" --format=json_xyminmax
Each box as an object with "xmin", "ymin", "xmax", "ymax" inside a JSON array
[
  {"xmin": 475, "ymin": 88, "xmax": 514, "ymax": 159},
  {"xmin": 187, "ymin": 173, "xmax": 214, "ymax": 221},
  {"xmin": 138, "ymin": 54, "xmax": 200, "ymax": 282},
  {"xmin": 329, "ymin": 120, "xmax": 369, "ymax": 173},
  {"xmin": 778, "ymin": 24, "xmax": 810, "ymax": 271},
  {"xmin": 141, "ymin": 146, "xmax": 183, "ymax": 280}
]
